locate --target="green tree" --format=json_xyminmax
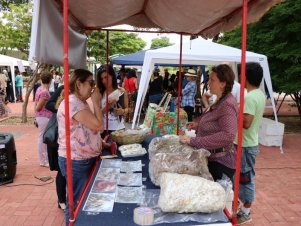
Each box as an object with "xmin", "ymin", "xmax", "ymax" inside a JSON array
[
  {"xmin": 219, "ymin": 0, "xmax": 301, "ymax": 119},
  {"xmin": 0, "ymin": 0, "xmax": 29, "ymax": 10},
  {"xmin": 150, "ymin": 36, "xmax": 173, "ymax": 49},
  {"xmin": 0, "ymin": 3, "xmax": 32, "ymax": 56},
  {"xmin": 87, "ymin": 31, "xmax": 146, "ymax": 63}
]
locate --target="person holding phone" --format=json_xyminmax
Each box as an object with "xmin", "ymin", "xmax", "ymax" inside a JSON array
[{"xmin": 96, "ymin": 65, "xmax": 129, "ymax": 151}]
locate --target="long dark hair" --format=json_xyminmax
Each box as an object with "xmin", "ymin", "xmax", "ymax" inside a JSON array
[
  {"xmin": 126, "ymin": 69, "xmax": 137, "ymax": 78},
  {"xmin": 96, "ymin": 65, "xmax": 118, "ymax": 95},
  {"xmin": 211, "ymin": 64, "xmax": 235, "ymax": 100}
]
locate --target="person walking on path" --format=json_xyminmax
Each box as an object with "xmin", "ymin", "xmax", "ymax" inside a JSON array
[
  {"xmin": 35, "ymin": 72, "xmax": 53, "ymax": 167},
  {"xmin": 15, "ymin": 70, "xmax": 24, "ymax": 102},
  {"xmin": 234, "ymin": 62, "xmax": 266, "ymax": 225}
]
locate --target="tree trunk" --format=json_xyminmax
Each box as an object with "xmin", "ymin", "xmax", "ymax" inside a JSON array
[{"xmin": 291, "ymin": 92, "xmax": 301, "ymax": 120}]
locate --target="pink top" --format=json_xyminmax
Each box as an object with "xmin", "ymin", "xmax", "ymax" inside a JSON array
[
  {"xmin": 124, "ymin": 77, "xmax": 137, "ymax": 93},
  {"xmin": 35, "ymin": 86, "xmax": 52, "ymax": 118},
  {"xmin": 190, "ymin": 94, "xmax": 238, "ymax": 169},
  {"xmin": 57, "ymin": 94, "xmax": 102, "ymax": 160}
]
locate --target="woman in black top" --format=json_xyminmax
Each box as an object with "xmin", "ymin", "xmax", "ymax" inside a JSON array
[
  {"xmin": 148, "ymin": 71, "xmax": 163, "ymax": 104},
  {"xmin": 45, "ymin": 85, "xmax": 66, "ymax": 210}
]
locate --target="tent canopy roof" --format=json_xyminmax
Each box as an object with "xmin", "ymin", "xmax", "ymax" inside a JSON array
[
  {"xmin": 110, "ymin": 49, "xmax": 148, "ymax": 65},
  {"xmin": 53, "ymin": 0, "xmax": 283, "ymax": 38},
  {"xmin": 146, "ymin": 37, "xmax": 266, "ymax": 64},
  {"xmin": 0, "ymin": 54, "xmax": 29, "ymax": 67}
]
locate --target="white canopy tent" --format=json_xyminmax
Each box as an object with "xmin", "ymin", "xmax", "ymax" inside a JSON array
[
  {"xmin": 0, "ymin": 54, "xmax": 30, "ymax": 101},
  {"xmin": 133, "ymin": 38, "xmax": 278, "ymax": 128}
]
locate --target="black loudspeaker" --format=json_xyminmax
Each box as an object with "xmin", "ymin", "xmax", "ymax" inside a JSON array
[{"xmin": 0, "ymin": 133, "xmax": 17, "ymax": 185}]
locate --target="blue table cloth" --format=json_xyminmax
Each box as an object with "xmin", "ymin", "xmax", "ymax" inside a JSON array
[{"xmin": 74, "ymin": 135, "xmax": 230, "ymax": 226}]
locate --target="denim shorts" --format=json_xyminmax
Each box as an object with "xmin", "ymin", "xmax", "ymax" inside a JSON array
[{"xmin": 238, "ymin": 146, "xmax": 259, "ymax": 203}]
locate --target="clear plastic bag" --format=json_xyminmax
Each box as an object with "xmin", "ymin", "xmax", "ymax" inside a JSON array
[
  {"xmin": 158, "ymin": 173, "xmax": 226, "ymax": 213},
  {"xmin": 115, "ymin": 186, "xmax": 143, "ymax": 203},
  {"xmin": 120, "ymin": 160, "xmax": 142, "ymax": 172},
  {"xmin": 148, "ymin": 136, "xmax": 186, "ymax": 160},
  {"xmin": 217, "ymin": 174, "xmax": 234, "ymax": 213},
  {"xmin": 148, "ymin": 137, "xmax": 212, "ymax": 186},
  {"xmin": 140, "ymin": 189, "xmax": 229, "ymax": 225},
  {"xmin": 118, "ymin": 173, "xmax": 142, "ymax": 186}
]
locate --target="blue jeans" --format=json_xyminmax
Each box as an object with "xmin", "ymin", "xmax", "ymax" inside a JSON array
[
  {"xmin": 238, "ymin": 146, "xmax": 259, "ymax": 203},
  {"xmin": 58, "ymin": 156, "xmax": 96, "ymax": 225},
  {"xmin": 16, "ymin": 86, "xmax": 22, "ymax": 96}
]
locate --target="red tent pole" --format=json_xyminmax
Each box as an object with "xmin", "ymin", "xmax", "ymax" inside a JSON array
[
  {"xmin": 232, "ymin": 0, "xmax": 248, "ymax": 224},
  {"xmin": 63, "ymin": 0, "xmax": 75, "ymax": 225},
  {"xmin": 177, "ymin": 34, "xmax": 183, "ymax": 135},
  {"xmin": 106, "ymin": 31, "xmax": 109, "ymax": 134}
]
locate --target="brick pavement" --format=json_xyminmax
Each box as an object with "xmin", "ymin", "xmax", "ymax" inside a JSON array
[{"xmin": 0, "ymin": 99, "xmax": 301, "ymax": 226}]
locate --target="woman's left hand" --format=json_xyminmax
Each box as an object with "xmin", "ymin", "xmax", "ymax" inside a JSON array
[
  {"xmin": 179, "ymin": 135, "xmax": 191, "ymax": 144},
  {"xmin": 113, "ymin": 107, "xmax": 125, "ymax": 116}
]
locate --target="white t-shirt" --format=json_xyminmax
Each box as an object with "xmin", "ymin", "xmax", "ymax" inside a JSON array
[
  {"xmin": 49, "ymin": 78, "xmax": 55, "ymax": 92},
  {"xmin": 101, "ymin": 89, "xmax": 125, "ymax": 131},
  {"xmin": 231, "ymin": 80, "xmax": 241, "ymax": 103}
]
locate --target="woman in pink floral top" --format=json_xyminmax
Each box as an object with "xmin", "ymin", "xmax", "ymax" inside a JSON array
[
  {"xmin": 180, "ymin": 64, "xmax": 238, "ymax": 181},
  {"xmin": 57, "ymin": 69, "xmax": 103, "ymax": 225},
  {"xmin": 35, "ymin": 72, "xmax": 53, "ymax": 166}
]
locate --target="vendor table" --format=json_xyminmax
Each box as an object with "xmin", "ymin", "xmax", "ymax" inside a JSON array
[{"xmin": 74, "ymin": 136, "xmax": 231, "ymax": 226}]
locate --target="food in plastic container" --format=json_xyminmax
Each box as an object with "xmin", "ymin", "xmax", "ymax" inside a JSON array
[
  {"xmin": 119, "ymin": 144, "xmax": 147, "ymax": 158},
  {"xmin": 119, "ymin": 144, "xmax": 142, "ymax": 152},
  {"xmin": 133, "ymin": 207, "xmax": 154, "ymax": 225},
  {"xmin": 92, "ymin": 180, "xmax": 117, "ymax": 193},
  {"xmin": 118, "ymin": 173, "xmax": 142, "ymax": 186},
  {"xmin": 83, "ymin": 193, "xmax": 115, "ymax": 212},
  {"xmin": 185, "ymin": 129, "xmax": 196, "ymax": 137},
  {"xmin": 120, "ymin": 160, "xmax": 142, "ymax": 172}
]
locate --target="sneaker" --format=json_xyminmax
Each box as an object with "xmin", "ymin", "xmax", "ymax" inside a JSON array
[
  {"xmin": 58, "ymin": 202, "xmax": 66, "ymax": 210},
  {"xmin": 237, "ymin": 212, "xmax": 252, "ymax": 225},
  {"xmin": 40, "ymin": 163, "xmax": 49, "ymax": 168}
]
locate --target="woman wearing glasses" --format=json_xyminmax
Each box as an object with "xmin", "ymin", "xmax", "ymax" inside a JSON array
[
  {"xmin": 57, "ymin": 69, "xmax": 103, "ymax": 224},
  {"xmin": 97, "ymin": 65, "xmax": 129, "ymax": 150}
]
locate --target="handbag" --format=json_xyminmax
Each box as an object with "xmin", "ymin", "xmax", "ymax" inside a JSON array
[{"xmin": 43, "ymin": 113, "xmax": 58, "ymax": 147}]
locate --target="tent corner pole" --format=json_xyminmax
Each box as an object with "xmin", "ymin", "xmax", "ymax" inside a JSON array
[
  {"xmin": 63, "ymin": 0, "xmax": 75, "ymax": 225},
  {"xmin": 177, "ymin": 34, "xmax": 183, "ymax": 135},
  {"xmin": 105, "ymin": 31, "xmax": 109, "ymax": 134},
  {"xmin": 232, "ymin": 0, "xmax": 248, "ymax": 224}
]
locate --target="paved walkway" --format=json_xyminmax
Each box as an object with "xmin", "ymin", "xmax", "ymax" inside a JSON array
[{"xmin": 0, "ymin": 99, "xmax": 301, "ymax": 226}]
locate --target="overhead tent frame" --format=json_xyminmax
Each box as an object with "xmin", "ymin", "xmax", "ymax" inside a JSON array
[{"xmin": 32, "ymin": 0, "xmax": 284, "ymax": 225}]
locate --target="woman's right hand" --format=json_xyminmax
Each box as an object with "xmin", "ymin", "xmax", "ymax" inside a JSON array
[
  {"xmin": 186, "ymin": 121, "xmax": 198, "ymax": 130},
  {"xmin": 91, "ymin": 87, "xmax": 101, "ymax": 104}
]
